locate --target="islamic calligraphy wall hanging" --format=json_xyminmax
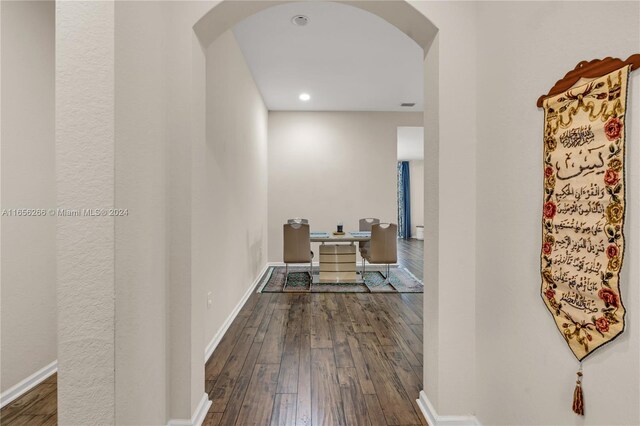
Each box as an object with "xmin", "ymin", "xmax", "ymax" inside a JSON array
[{"xmin": 538, "ymin": 55, "xmax": 639, "ymax": 416}]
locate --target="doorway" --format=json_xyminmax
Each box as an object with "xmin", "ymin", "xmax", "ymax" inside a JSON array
[
  {"xmin": 198, "ymin": 1, "xmax": 432, "ymax": 424},
  {"xmin": 397, "ymin": 126, "xmax": 425, "ymax": 281}
]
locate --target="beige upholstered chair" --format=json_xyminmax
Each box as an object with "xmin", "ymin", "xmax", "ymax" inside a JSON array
[
  {"xmin": 283, "ymin": 223, "xmax": 314, "ymax": 288},
  {"xmin": 358, "ymin": 218, "xmax": 380, "ymax": 273},
  {"xmin": 361, "ymin": 223, "xmax": 397, "ymax": 283}
]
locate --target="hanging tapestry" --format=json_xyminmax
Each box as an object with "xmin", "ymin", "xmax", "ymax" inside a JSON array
[{"xmin": 541, "ymin": 66, "xmax": 629, "ymax": 362}]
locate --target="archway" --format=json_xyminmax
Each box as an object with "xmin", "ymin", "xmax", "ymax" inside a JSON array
[
  {"xmin": 193, "ymin": 1, "xmax": 437, "ymax": 52},
  {"xmin": 189, "ymin": 0, "xmax": 440, "ymax": 424}
]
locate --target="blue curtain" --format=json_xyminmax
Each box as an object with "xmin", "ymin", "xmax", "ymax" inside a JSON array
[{"xmin": 397, "ymin": 161, "xmax": 411, "ymax": 239}]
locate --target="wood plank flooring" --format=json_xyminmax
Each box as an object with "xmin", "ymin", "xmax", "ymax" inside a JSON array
[
  {"xmin": 203, "ymin": 238, "xmax": 424, "ymax": 426},
  {"xmin": 1, "ymin": 239, "xmax": 424, "ymax": 426},
  {"xmin": 0, "ymin": 375, "xmax": 57, "ymax": 426},
  {"xmin": 203, "ymin": 292, "xmax": 424, "ymax": 426},
  {"xmin": 397, "ymin": 238, "xmax": 423, "ymax": 281}
]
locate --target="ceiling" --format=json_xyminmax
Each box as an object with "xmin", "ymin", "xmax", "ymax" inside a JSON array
[
  {"xmin": 397, "ymin": 127, "xmax": 424, "ymax": 161},
  {"xmin": 232, "ymin": 1, "xmax": 423, "ymax": 112}
]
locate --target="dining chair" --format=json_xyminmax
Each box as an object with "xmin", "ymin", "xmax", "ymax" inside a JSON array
[
  {"xmin": 358, "ymin": 218, "xmax": 380, "ymax": 273},
  {"xmin": 283, "ymin": 222, "xmax": 314, "ymax": 288},
  {"xmin": 361, "ymin": 223, "xmax": 397, "ymax": 284}
]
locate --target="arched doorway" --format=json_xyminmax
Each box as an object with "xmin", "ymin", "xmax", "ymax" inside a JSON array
[{"xmin": 188, "ymin": 1, "xmax": 440, "ymax": 424}]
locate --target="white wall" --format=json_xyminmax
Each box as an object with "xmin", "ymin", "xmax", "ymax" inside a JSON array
[
  {"xmin": 0, "ymin": 0, "xmax": 56, "ymax": 395},
  {"xmin": 166, "ymin": 1, "xmax": 214, "ymax": 420},
  {"xmin": 411, "ymin": 1, "xmax": 479, "ymax": 416},
  {"xmin": 267, "ymin": 111, "xmax": 422, "ymax": 262},
  {"xmin": 114, "ymin": 2, "xmax": 170, "ymax": 424},
  {"xmin": 196, "ymin": 29, "xmax": 268, "ymax": 351},
  {"xmin": 409, "ymin": 160, "xmax": 424, "ymax": 236},
  {"xmin": 475, "ymin": 2, "xmax": 640, "ymax": 425},
  {"xmin": 114, "ymin": 2, "xmax": 215, "ymax": 421}
]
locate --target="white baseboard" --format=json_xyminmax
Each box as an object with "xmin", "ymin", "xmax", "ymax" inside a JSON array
[
  {"xmin": 204, "ymin": 263, "xmax": 269, "ymax": 362},
  {"xmin": 417, "ymin": 391, "xmax": 481, "ymax": 426},
  {"xmin": 0, "ymin": 360, "xmax": 57, "ymax": 408},
  {"xmin": 167, "ymin": 393, "xmax": 211, "ymax": 426}
]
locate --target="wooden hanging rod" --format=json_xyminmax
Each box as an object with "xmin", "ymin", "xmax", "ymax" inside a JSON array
[{"xmin": 537, "ymin": 54, "xmax": 640, "ymax": 107}]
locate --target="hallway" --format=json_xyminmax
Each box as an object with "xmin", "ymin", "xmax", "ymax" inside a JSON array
[
  {"xmin": 0, "ymin": 240, "xmax": 424, "ymax": 426},
  {"xmin": 2, "ymin": 0, "xmax": 640, "ymax": 424}
]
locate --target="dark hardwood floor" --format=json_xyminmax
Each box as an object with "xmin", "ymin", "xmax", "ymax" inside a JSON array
[
  {"xmin": 1, "ymin": 239, "xmax": 424, "ymax": 426},
  {"xmin": 203, "ymin": 238, "xmax": 425, "ymax": 425},
  {"xmin": 397, "ymin": 238, "xmax": 423, "ymax": 280},
  {"xmin": 0, "ymin": 374, "xmax": 57, "ymax": 426}
]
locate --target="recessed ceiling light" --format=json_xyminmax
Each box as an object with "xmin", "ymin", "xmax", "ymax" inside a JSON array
[
  {"xmin": 299, "ymin": 93, "xmax": 311, "ymax": 101},
  {"xmin": 291, "ymin": 15, "xmax": 309, "ymax": 26}
]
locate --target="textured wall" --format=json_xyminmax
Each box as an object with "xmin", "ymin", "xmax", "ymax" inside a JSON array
[
  {"xmin": 0, "ymin": 1, "xmax": 56, "ymax": 395},
  {"xmin": 56, "ymin": 1, "xmax": 115, "ymax": 424}
]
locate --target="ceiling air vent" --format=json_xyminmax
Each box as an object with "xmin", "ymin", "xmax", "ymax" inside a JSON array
[
  {"xmin": 400, "ymin": 102, "xmax": 416, "ymax": 107},
  {"xmin": 291, "ymin": 15, "xmax": 309, "ymax": 26}
]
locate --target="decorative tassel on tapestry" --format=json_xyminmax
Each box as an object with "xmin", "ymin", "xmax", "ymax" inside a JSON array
[
  {"xmin": 572, "ymin": 364, "xmax": 584, "ymax": 416},
  {"xmin": 540, "ymin": 64, "xmax": 632, "ymax": 415}
]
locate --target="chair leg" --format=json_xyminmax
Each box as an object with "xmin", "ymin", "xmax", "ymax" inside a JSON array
[
  {"xmin": 309, "ymin": 259, "xmax": 313, "ymax": 284},
  {"xmin": 284, "ymin": 264, "xmax": 289, "ymax": 289},
  {"xmin": 383, "ymin": 264, "xmax": 396, "ymax": 289},
  {"xmin": 379, "ymin": 264, "xmax": 392, "ymax": 283},
  {"xmin": 361, "ymin": 258, "xmax": 370, "ymax": 287},
  {"xmin": 379, "ymin": 265, "xmax": 386, "ymax": 280}
]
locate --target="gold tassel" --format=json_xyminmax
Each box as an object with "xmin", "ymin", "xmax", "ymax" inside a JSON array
[{"xmin": 572, "ymin": 365, "xmax": 584, "ymax": 416}]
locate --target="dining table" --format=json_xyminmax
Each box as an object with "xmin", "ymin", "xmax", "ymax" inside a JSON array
[{"xmin": 309, "ymin": 231, "xmax": 371, "ymax": 283}]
